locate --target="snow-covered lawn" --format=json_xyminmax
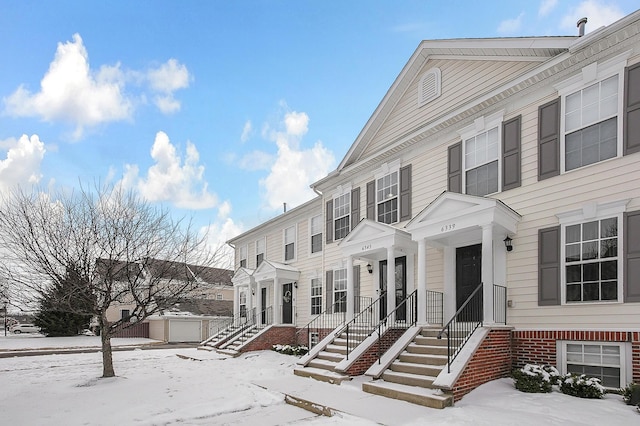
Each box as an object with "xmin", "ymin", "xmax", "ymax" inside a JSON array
[{"xmin": 0, "ymin": 335, "xmax": 637, "ymax": 425}]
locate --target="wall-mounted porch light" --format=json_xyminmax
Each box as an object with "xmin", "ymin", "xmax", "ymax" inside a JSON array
[
  {"xmin": 293, "ymin": 281, "xmax": 298, "ymax": 288},
  {"xmin": 503, "ymin": 236, "xmax": 513, "ymax": 252},
  {"xmin": 366, "ymin": 263, "xmax": 373, "ymax": 274}
]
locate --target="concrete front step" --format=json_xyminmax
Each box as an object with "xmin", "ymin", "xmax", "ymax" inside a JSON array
[
  {"xmin": 325, "ymin": 344, "xmax": 347, "ymax": 355},
  {"xmin": 362, "ymin": 380, "xmax": 453, "ymax": 409},
  {"xmin": 293, "ymin": 367, "xmax": 352, "ymax": 385},
  {"xmin": 382, "ymin": 370, "xmax": 436, "ymax": 388},
  {"xmin": 317, "ymin": 351, "xmax": 345, "ymax": 363},
  {"xmin": 405, "ymin": 344, "xmax": 449, "ymax": 362},
  {"xmin": 216, "ymin": 348, "xmax": 239, "ymax": 357},
  {"xmin": 309, "ymin": 358, "xmax": 339, "ymax": 371},
  {"xmin": 399, "ymin": 351, "xmax": 450, "ymax": 364},
  {"xmin": 389, "ymin": 360, "xmax": 443, "ymax": 377}
]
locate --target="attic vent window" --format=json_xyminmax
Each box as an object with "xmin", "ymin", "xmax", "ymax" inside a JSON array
[{"xmin": 418, "ymin": 67, "xmax": 441, "ymax": 107}]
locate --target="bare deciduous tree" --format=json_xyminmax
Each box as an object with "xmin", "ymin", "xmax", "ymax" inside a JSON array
[{"xmin": 0, "ymin": 184, "xmax": 229, "ymax": 377}]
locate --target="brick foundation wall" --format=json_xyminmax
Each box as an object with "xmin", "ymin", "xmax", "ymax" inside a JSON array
[
  {"xmin": 512, "ymin": 330, "xmax": 640, "ymax": 384},
  {"xmin": 451, "ymin": 329, "xmax": 512, "ymax": 402},
  {"xmin": 343, "ymin": 328, "xmax": 405, "ymax": 376},
  {"xmin": 294, "ymin": 328, "xmax": 334, "ymax": 348},
  {"xmin": 241, "ymin": 326, "xmax": 296, "ymax": 353}
]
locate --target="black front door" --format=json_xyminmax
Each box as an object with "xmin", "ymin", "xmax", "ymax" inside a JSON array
[
  {"xmin": 282, "ymin": 282, "xmax": 293, "ymax": 324},
  {"xmin": 261, "ymin": 287, "xmax": 267, "ymax": 323},
  {"xmin": 379, "ymin": 256, "xmax": 407, "ymax": 321},
  {"xmin": 456, "ymin": 244, "xmax": 482, "ymax": 321}
]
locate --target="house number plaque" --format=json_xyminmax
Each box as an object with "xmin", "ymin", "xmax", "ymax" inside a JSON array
[{"xmin": 441, "ymin": 223, "xmax": 456, "ymax": 232}]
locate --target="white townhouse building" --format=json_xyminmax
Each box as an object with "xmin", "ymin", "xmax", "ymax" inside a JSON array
[{"xmin": 212, "ymin": 11, "xmax": 640, "ymax": 407}]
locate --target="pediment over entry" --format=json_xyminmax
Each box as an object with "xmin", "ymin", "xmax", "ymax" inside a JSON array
[
  {"xmin": 339, "ymin": 218, "xmax": 417, "ymax": 259},
  {"xmin": 253, "ymin": 260, "xmax": 300, "ymax": 283},
  {"xmin": 231, "ymin": 267, "xmax": 254, "ymax": 287},
  {"xmin": 406, "ymin": 191, "xmax": 521, "ymax": 244}
]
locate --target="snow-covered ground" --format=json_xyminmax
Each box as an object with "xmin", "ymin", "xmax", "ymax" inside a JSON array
[{"xmin": 0, "ymin": 334, "xmax": 637, "ymax": 425}]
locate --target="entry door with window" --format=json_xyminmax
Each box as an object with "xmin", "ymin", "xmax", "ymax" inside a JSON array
[
  {"xmin": 379, "ymin": 256, "xmax": 407, "ymax": 321},
  {"xmin": 282, "ymin": 282, "xmax": 293, "ymax": 324},
  {"xmin": 456, "ymin": 244, "xmax": 482, "ymax": 321},
  {"xmin": 261, "ymin": 287, "xmax": 267, "ymax": 324}
]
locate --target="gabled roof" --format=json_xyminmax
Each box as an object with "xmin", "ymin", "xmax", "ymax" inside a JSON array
[
  {"xmin": 338, "ymin": 218, "xmax": 416, "ymax": 259},
  {"xmin": 253, "ymin": 260, "xmax": 300, "ymax": 282}
]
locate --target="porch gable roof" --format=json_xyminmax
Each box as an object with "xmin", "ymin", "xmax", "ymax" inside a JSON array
[
  {"xmin": 253, "ymin": 260, "xmax": 300, "ymax": 282},
  {"xmin": 338, "ymin": 218, "xmax": 417, "ymax": 259},
  {"xmin": 231, "ymin": 267, "xmax": 254, "ymax": 286}
]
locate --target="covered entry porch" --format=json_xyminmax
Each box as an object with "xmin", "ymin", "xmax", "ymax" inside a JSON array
[{"xmin": 406, "ymin": 191, "xmax": 521, "ymax": 325}]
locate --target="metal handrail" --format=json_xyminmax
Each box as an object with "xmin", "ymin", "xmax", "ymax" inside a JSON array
[
  {"xmin": 426, "ymin": 289, "xmax": 444, "ymax": 325},
  {"xmin": 336, "ymin": 294, "xmax": 384, "ymax": 359},
  {"xmin": 437, "ymin": 283, "xmax": 483, "ymax": 373},
  {"xmin": 493, "ymin": 284, "xmax": 507, "ymax": 324},
  {"xmin": 295, "ymin": 294, "xmax": 348, "ymax": 349},
  {"xmin": 371, "ymin": 289, "xmax": 418, "ymax": 363}
]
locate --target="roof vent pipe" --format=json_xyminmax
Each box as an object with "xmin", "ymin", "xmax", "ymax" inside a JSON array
[
  {"xmin": 577, "ymin": 17, "xmax": 588, "ymax": 37},
  {"xmin": 283, "ymin": 202, "xmax": 287, "ymax": 213}
]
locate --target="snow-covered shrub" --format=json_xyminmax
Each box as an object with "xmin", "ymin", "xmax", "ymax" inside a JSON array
[
  {"xmin": 560, "ymin": 373, "xmax": 605, "ymax": 399},
  {"xmin": 271, "ymin": 344, "xmax": 308, "ymax": 356},
  {"xmin": 621, "ymin": 382, "xmax": 640, "ymax": 406},
  {"xmin": 512, "ymin": 364, "xmax": 560, "ymax": 393}
]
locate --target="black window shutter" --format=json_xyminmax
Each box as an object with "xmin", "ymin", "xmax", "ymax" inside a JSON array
[
  {"xmin": 502, "ymin": 115, "xmax": 521, "ymax": 191},
  {"xmin": 325, "ymin": 200, "xmax": 333, "ymax": 244},
  {"xmin": 366, "ymin": 180, "xmax": 375, "ymax": 220},
  {"xmin": 624, "ymin": 210, "xmax": 640, "ymax": 302},
  {"xmin": 538, "ymin": 226, "xmax": 561, "ymax": 306},
  {"xmin": 325, "ymin": 270, "xmax": 333, "ymax": 313},
  {"xmin": 353, "ymin": 265, "xmax": 360, "ymax": 313},
  {"xmin": 538, "ymin": 98, "xmax": 560, "ymax": 180},
  {"xmin": 448, "ymin": 142, "xmax": 462, "ymax": 193},
  {"xmin": 624, "ymin": 63, "xmax": 640, "ymax": 155},
  {"xmin": 351, "ymin": 188, "xmax": 360, "ymax": 230},
  {"xmin": 399, "ymin": 164, "xmax": 412, "ymax": 221}
]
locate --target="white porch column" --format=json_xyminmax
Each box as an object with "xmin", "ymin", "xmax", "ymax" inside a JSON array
[
  {"xmin": 246, "ymin": 282, "xmax": 254, "ymax": 322},
  {"xmin": 386, "ymin": 246, "xmax": 395, "ymax": 320},
  {"xmin": 417, "ymin": 239, "xmax": 427, "ymax": 325},
  {"xmin": 273, "ymin": 278, "xmax": 281, "ymax": 325},
  {"xmin": 481, "ymin": 224, "xmax": 495, "ymax": 324},
  {"xmin": 346, "ymin": 256, "xmax": 355, "ymax": 321},
  {"xmin": 233, "ymin": 285, "xmax": 240, "ymax": 318},
  {"xmin": 255, "ymin": 280, "xmax": 263, "ymax": 326}
]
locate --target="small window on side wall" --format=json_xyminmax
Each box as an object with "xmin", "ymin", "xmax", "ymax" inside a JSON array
[
  {"xmin": 310, "ymin": 215, "xmax": 323, "ymax": 254},
  {"xmin": 284, "ymin": 226, "xmax": 296, "ymax": 261}
]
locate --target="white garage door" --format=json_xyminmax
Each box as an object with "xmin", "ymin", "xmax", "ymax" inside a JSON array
[{"xmin": 168, "ymin": 320, "xmax": 202, "ymax": 342}]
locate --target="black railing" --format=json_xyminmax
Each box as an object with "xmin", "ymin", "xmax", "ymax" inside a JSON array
[
  {"xmin": 437, "ymin": 283, "xmax": 483, "ymax": 373},
  {"xmin": 257, "ymin": 306, "xmax": 273, "ymax": 329},
  {"xmin": 493, "ymin": 284, "xmax": 507, "ymax": 324},
  {"xmin": 336, "ymin": 294, "xmax": 384, "ymax": 359},
  {"xmin": 426, "ymin": 290, "xmax": 444, "ymax": 325},
  {"xmin": 372, "ymin": 290, "xmax": 418, "ymax": 363},
  {"xmin": 295, "ymin": 295, "xmax": 347, "ymax": 349}
]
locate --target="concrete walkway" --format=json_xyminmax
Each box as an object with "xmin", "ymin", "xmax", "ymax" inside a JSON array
[{"xmin": 253, "ymin": 374, "xmax": 434, "ymax": 425}]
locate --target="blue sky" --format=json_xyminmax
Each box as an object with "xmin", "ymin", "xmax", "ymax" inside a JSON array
[{"xmin": 1, "ymin": 0, "xmax": 638, "ymax": 254}]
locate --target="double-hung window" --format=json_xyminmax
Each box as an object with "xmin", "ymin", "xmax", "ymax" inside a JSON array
[
  {"xmin": 559, "ymin": 200, "xmax": 626, "ymax": 304},
  {"xmin": 377, "ymin": 171, "xmax": 398, "ymax": 224},
  {"xmin": 256, "ymin": 238, "xmax": 265, "ymax": 266},
  {"xmin": 333, "ymin": 268, "xmax": 347, "ymax": 313},
  {"xmin": 239, "ymin": 291, "xmax": 247, "ymax": 318},
  {"xmin": 239, "ymin": 245, "xmax": 247, "ymax": 268},
  {"xmin": 310, "ymin": 277, "xmax": 322, "ymax": 315},
  {"xmin": 334, "ymin": 193, "xmax": 350, "ymax": 240},
  {"xmin": 555, "ymin": 53, "xmax": 628, "ymax": 173},
  {"xmin": 310, "ymin": 215, "xmax": 323, "ymax": 254},
  {"xmin": 284, "ymin": 226, "xmax": 296, "ymax": 261}
]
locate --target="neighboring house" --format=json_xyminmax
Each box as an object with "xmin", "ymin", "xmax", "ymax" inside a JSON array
[
  {"xmin": 225, "ymin": 11, "xmax": 640, "ymax": 406},
  {"xmin": 100, "ymin": 258, "xmax": 233, "ymax": 341}
]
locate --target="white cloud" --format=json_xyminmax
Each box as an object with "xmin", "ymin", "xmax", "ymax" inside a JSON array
[
  {"xmin": 538, "ymin": 0, "xmax": 558, "ymax": 17},
  {"xmin": 560, "ymin": 1, "xmax": 624, "ymax": 33},
  {"xmin": 0, "ymin": 134, "xmax": 46, "ymax": 192},
  {"xmin": 2, "ymin": 34, "xmax": 132, "ymax": 140},
  {"xmin": 497, "ymin": 13, "xmax": 525, "ymax": 34},
  {"xmin": 147, "ymin": 59, "xmax": 191, "ymax": 114},
  {"xmin": 200, "ymin": 217, "xmax": 244, "ymax": 268},
  {"xmin": 121, "ymin": 131, "xmax": 218, "ymax": 210},
  {"xmin": 241, "ymin": 120, "xmax": 253, "ymax": 143},
  {"xmin": 238, "ymin": 150, "xmax": 274, "ymax": 171},
  {"xmin": 259, "ymin": 111, "xmax": 334, "ymax": 211}
]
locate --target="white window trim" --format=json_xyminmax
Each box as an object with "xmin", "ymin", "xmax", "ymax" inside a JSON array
[
  {"xmin": 374, "ymin": 160, "xmax": 401, "ymax": 224},
  {"xmin": 333, "ymin": 267, "xmax": 347, "ymax": 313},
  {"xmin": 556, "ymin": 199, "xmax": 629, "ymax": 305},
  {"xmin": 458, "ymin": 110, "xmax": 504, "ymax": 197},
  {"xmin": 554, "ymin": 51, "xmax": 631, "ymax": 174},
  {"xmin": 556, "ymin": 340, "xmax": 632, "ymax": 389},
  {"xmin": 239, "ymin": 244, "xmax": 248, "ymax": 268},
  {"xmin": 309, "ymin": 214, "xmax": 323, "ymax": 257},
  {"xmin": 255, "ymin": 237, "xmax": 265, "ymax": 265},
  {"xmin": 332, "ymin": 184, "xmax": 352, "ymax": 241},
  {"xmin": 310, "ymin": 276, "xmax": 323, "ymax": 315},
  {"xmin": 283, "ymin": 225, "xmax": 297, "ymax": 263}
]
